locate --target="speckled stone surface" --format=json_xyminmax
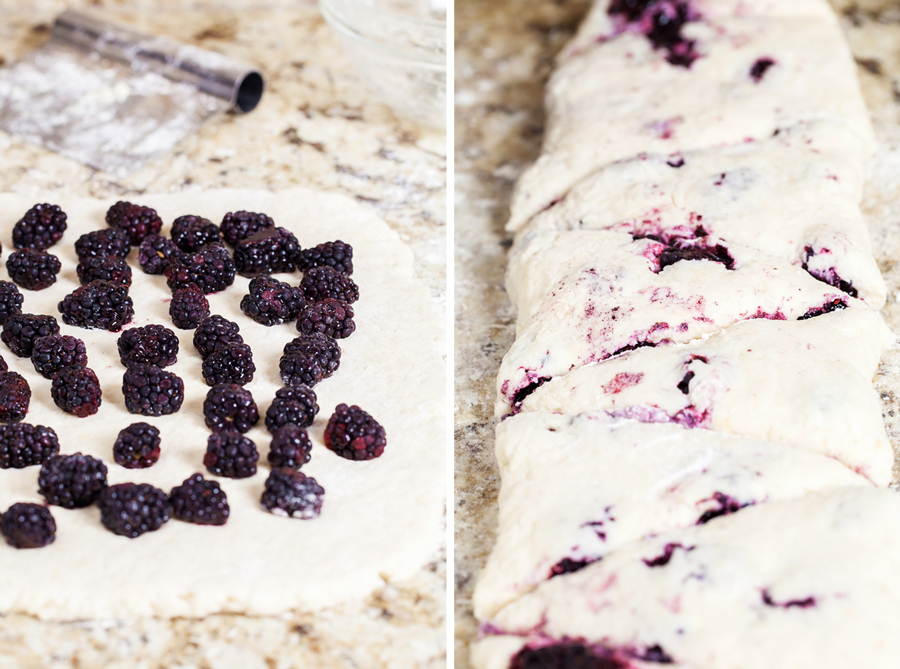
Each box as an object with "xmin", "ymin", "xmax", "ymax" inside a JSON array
[
  {"xmin": 0, "ymin": 1, "xmax": 445, "ymax": 667},
  {"xmin": 454, "ymin": 1, "xmax": 900, "ymax": 667}
]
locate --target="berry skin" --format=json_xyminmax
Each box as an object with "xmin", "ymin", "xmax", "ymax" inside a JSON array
[
  {"xmin": 138, "ymin": 234, "xmax": 183, "ymax": 275},
  {"xmin": 296, "ymin": 240, "xmax": 353, "ymax": 275},
  {"xmin": 296, "ymin": 298, "xmax": 355, "ymax": 339},
  {"xmin": 0, "ymin": 423, "xmax": 59, "ymax": 468},
  {"xmin": 6, "ymin": 248, "xmax": 61, "ymax": 290},
  {"xmin": 165, "ymin": 244, "xmax": 236, "ymax": 294},
  {"xmin": 1, "ymin": 503, "xmax": 56, "ymax": 548},
  {"xmin": 204, "ymin": 383, "xmax": 259, "ymax": 433},
  {"xmin": 0, "ymin": 281, "xmax": 24, "ymax": 327},
  {"xmin": 76, "ymin": 256, "xmax": 133, "ymax": 287},
  {"xmin": 233, "ymin": 227, "xmax": 299, "ymax": 277},
  {"xmin": 106, "ymin": 201, "xmax": 162, "ymax": 244},
  {"xmin": 171, "ymin": 215, "xmax": 222, "ymax": 252},
  {"xmin": 58, "ymin": 280, "xmax": 134, "ymax": 332},
  {"xmin": 113, "ymin": 422, "xmax": 161, "ymax": 469},
  {"xmin": 203, "ymin": 432, "xmax": 258, "ymax": 479},
  {"xmin": 265, "ymin": 385, "xmax": 319, "ymax": 433},
  {"xmin": 117, "ymin": 324, "xmax": 179, "ymax": 368},
  {"xmin": 268, "ymin": 425, "xmax": 312, "ymax": 469},
  {"xmin": 38, "ymin": 452, "xmax": 108, "ymax": 508},
  {"xmin": 98, "ymin": 482, "xmax": 170, "ymax": 538},
  {"xmin": 240, "ymin": 275, "xmax": 305, "ymax": 326},
  {"xmin": 13, "ymin": 203, "xmax": 67, "ymax": 251},
  {"xmin": 192, "ymin": 315, "xmax": 243, "ymax": 359},
  {"xmin": 169, "ymin": 473, "xmax": 229, "ymax": 525},
  {"xmin": 202, "ymin": 342, "xmax": 256, "ymax": 386},
  {"xmin": 0, "ymin": 370, "xmax": 30, "ymax": 422},
  {"xmin": 169, "ymin": 284, "xmax": 210, "ymax": 330},
  {"xmin": 122, "ymin": 364, "xmax": 185, "ymax": 416},
  {"xmin": 51, "ymin": 366, "xmax": 102, "ymax": 417},
  {"xmin": 74, "ymin": 228, "xmax": 131, "ymax": 261},
  {"xmin": 324, "ymin": 404, "xmax": 386, "ymax": 460},
  {"xmin": 300, "ymin": 266, "xmax": 359, "ymax": 304},
  {"xmin": 220, "ymin": 210, "xmax": 274, "ymax": 247},
  {"xmin": 279, "ymin": 333, "xmax": 341, "ymax": 387},
  {"xmin": 261, "ymin": 468, "xmax": 324, "ymax": 519},
  {"xmin": 31, "ymin": 334, "xmax": 88, "ymax": 379},
  {"xmin": 2, "ymin": 313, "xmax": 60, "ymax": 357}
]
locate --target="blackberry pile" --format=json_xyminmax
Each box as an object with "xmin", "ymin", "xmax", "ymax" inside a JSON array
[
  {"xmin": 203, "ymin": 383, "xmax": 259, "ymax": 433},
  {"xmin": 0, "ymin": 424, "xmax": 59, "ymax": 468},
  {"xmin": 6, "ymin": 249, "xmax": 62, "ymax": 290},
  {"xmin": 58, "ymin": 280, "xmax": 134, "ymax": 331},
  {"xmin": 98, "ymin": 482, "xmax": 170, "ymax": 538},
  {"xmin": 233, "ymin": 227, "xmax": 299, "ymax": 277},
  {"xmin": 171, "ymin": 215, "xmax": 221, "ymax": 252},
  {"xmin": 0, "ymin": 371, "xmax": 30, "ymax": 422},
  {"xmin": 138, "ymin": 234, "xmax": 183, "ymax": 275},
  {"xmin": 76, "ymin": 256, "xmax": 133, "ymax": 287},
  {"xmin": 261, "ymin": 469, "xmax": 324, "ymax": 519},
  {"xmin": 201, "ymin": 342, "xmax": 256, "ymax": 386},
  {"xmin": 113, "ymin": 422, "xmax": 161, "ymax": 469},
  {"xmin": 296, "ymin": 240, "xmax": 353, "ymax": 275},
  {"xmin": 74, "ymin": 228, "xmax": 130, "ymax": 261},
  {"xmin": 279, "ymin": 333, "xmax": 341, "ymax": 387},
  {"xmin": 268, "ymin": 425, "xmax": 313, "ymax": 469},
  {"xmin": 122, "ymin": 364, "xmax": 185, "ymax": 416},
  {"xmin": 296, "ymin": 298, "xmax": 355, "ymax": 339},
  {"xmin": 299, "ymin": 266, "xmax": 359, "ymax": 304},
  {"xmin": 31, "ymin": 334, "xmax": 88, "ymax": 379},
  {"xmin": 0, "ymin": 281, "xmax": 23, "ymax": 327},
  {"xmin": 13, "ymin": 203, "xmax": 67, "ymax": 251},
  {"xmin": 165, "ymin": 244, "xmax": 236, "ymax": 294},
  {"xmin": 50, "ymin": 366, "xmax": 102, "ymax": 417},
  {"xmin": 38, "ymin": 453, "xmax": 108, "ymax": 508},
  {"xmin": 169, "ymin": 284, "xmax": 210, "ymax": 329},
  {"xmin": 106, "ymin": 201, "xmax": 162, "ymax": 244},
  {"xmin": 324, "ymin": 404, "xmax": 386, "ymax": 461},
  {"xmin": 117, "ymin": 324, "xmax": 179, "ymax": 368},
  {"xmin": 203, "ymin": 431, "xmax": 258, "ymax": 479},
  {"xmin": 265, "ymin": 384, "xmax": 319, "ymax": 432},
  {"xmin": 2, "ymin": 313, "xmax": 60, "ymax": 357},
  {"xmin": 170, "ymin": 473, "xmax": 230, "ymax": 525},
  {"xmin": 1, "ymin": 503, "xmax": 56, "ymax": 549},
  {"xmin": 220, "ymin": 210, "xmax": 274, "ymax": 246},
  {"xmin": 240, "ymin": 275, "xmax": 305, "ymax": 326},
  {"xmin": 192, "ymin": 315, "xmax": 243, "ymax": 358}
]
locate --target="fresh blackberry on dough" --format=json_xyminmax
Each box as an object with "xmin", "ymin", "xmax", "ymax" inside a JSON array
[
  {"xmin": 164, "ymin": 244, "xmax": 236, "ymax": 294},
  {"xmin": 0, "ymin": 371, "xmax": 30, "ymax": 422},
  {"xmin": 6, "ymin": 248, "xmax": 61, "ymax": 290},
  {"xmin": 138, "ymin": 233, "xmax": 183, "ymax": 275},
  {"xmin": 106, "ymin": 201, "xmax": 162, "ymax": 244},
  {"xmin": 122, "ymin": 364, "xmax": 185, "ymax": 416},
  {"xmin": 296, "ymin": 299, "xmax": 355, "ymax": 339},
  {"xmin": 265, "ymin": 385, "xmax": 319, "ymax": 433},
  {"xmin": 299, "ymin": 266, "xmax": 359, "ymax": 304},
  {"xmin": 0, "ymin": 281, "xmax": 23, "ymax": 327},
  {"xmin": 233, "ymin": 227, "xmax": 299, "ymax": 277},
  {"xmin": 279, "ymin": 333, "xmax": 341, "ymax": 387},
  {"xmin": 324, "ymin": 404, "xmax": 386, "ymax": 460},
  {"xmin": 31, "ymin": 334, "xmax": 88, "ymax": 379},
  {"xmin": 171, "ymin": 215, "xmax": 221, "ymax": 253},
  {"xmin": 261, "ymin": 468, "xmax": 324, "ymax": 519},
  {"xmin": 192, "ymin": 315, "xmax": 243, "ymax": 359},
  {"xmin": 76, "ymin": 255, "xmax": 132, "ymax": 287},
  {"xmin": 0, "ymin": 423, "xmax": 58, "ymax": 468},
  {"xmin": 117, "ymin": 324, "xmax": 179, "ymax": 368},
  {"xmin": 268, "ymin": 425, "xmax": 312, "ymax": 469},
  {"xmin": 38, "ymin": 452, "xmax": 108, "ymax": 508},
  {"xmin": 169, "ymin": 473, "xmax": 229, "ymax": 525},
  {"xmin": 220, "ymin": 210, "xmax": 274, "ymax": 247},
  {"xmin": 113, "ymin": 422, "xmax": 161, "ymax": 469},
  {"xmin": 240, "ymin": 275, "xmax": 305, "ymax": 326},
  {"xmin": 51, "ymin": 366, "xmax": 102, "ymax": 417},
  {"xmin": 296, "ymin": 240, "xmax": 353, "ymax": 275},
  {"xmin": 203, "ymin": 383, "xmax": 259, "ymax": 433},
  {"xmin": 2, "ymin": 313, "xmax": 59, "ymax": 357},
  {"xmin": 169, "ymin": 284, "xmax": 210, "ymax": 330},
  {"xmin": 98, "ymin": 483, "xmax": 170, "ymax": 538},
  {"xmin": 58, "ymin": 280, "xmax": 134, "ymax": 332},
  {"xmin": 1, "ymin": 503, "xmax": 55, "ymax": 548},
  {"xmin": 203, "ymin": 432, "xmax": 258, "ymax": 479},
  {"xmin": 201, "ymin": 342, "xmax": 255, "ymax": 386},
  {"xmin": 12, "ymin": 203, "xmax": 67, "ymax": 251},
  {"xmin": 74, "ymin": 228, "xmax": 131, "ymax": 261}
]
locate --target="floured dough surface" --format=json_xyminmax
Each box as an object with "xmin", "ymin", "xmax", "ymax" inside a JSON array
[{"xmin": 0, "ymin": 188, "xmax": 445, "ymax": 620}]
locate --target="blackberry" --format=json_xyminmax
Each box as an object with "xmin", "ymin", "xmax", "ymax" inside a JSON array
[
  {"xmin": 0, "ymin": 356, "xmax": 6, "ymax": 372},
  {"xmin": 12, "ymin": 203, "xmax": 67, "ymax": 251},
  {"xmin": 171, "ymin": 215, "xmax": 221, "ymax": 252},
  {"xmin": 31, "ymin": 334, "xmax": 88, "ymax": 379},
  {"xmin": 300, "ymin": 266, "xmax": 359, "ymax": 304},
  {"xmin": 117, "ymin": 324, "xmax": 179, "ymax": 368},
  {"xmin": 98, "ymin": 482, "xmax": 170, "ymax": 538},
  {"xmin": 76, "ymin": 255, "xmax": 133, "ymax": 288},
  {"xmin": 204, "ymin": 383, "xmax": 259, "ymax": 433},
  {"xmin": 324, "ymin": 404, "xmax": 386, "ymax": 460},
  {"xmin": 261, "ymin": 468, "xmax": 324, "ymax": 519},
  {"xmin": 165, "ymin": 244, "xmax": 236, "ymax": 294},
  {"xmin": 296, "ymin": 298, "xmax": 355, "ymax": 339},
  {"xmin": 122, "ymin": 364, "xmax": 185, "ymax": 416},
  {"xmin": 240, "ymin": 275, "xmax": 305, "ymax": 326},
  {"xmin": 202, "ymin": 342, "xmax": 255, "ymax": 386},
  {"xmin": 169, "ymin": 473, "xmax": 229, "ymax": 525},
  {"xmin": 510, "ymin": 643, "xmax": 627, "ymax": 669},
  {"xmin": 296, "ymin": 240, "xmax": 353, "ymax": 275},
  {"xmin": 113, "ymin": 422, "xmax": 161, "ymax": 468},
  {"xmin": 1, "ymin": 503, "xmax": 56, "ymax": 548},
  {"xmin": 192, "ymin": 315, "xmax": 243, "ymax": 359},
  {"xmin": 203, "ymin": 431, "xmax": 258, "ymax": 478},
  {"xmin": 0, "ymin": 371, "xmax": 30, "ymax": 422},
  {"xmin": 6, "ymin": 248, "xmax": 61, "ymax": 290},
  {"xmin": 138, "ymin": 233, "xmax": 183, "ymax": 275},
  {"xmin": 58, "ymin": 280, "xmax": 134, "ymax": 332},
  {"xmin": 74, "ymin": 228, "xmax": 131, "ymax": 261},
  {"xmin": 279, "ymin": 333, "xmax": 341, "ymax": 387},
  {"xmin": 51, "ymin": 366, "xmax": 102, "ymax": 417},
  {"xmin": 2, "ymin": 313, "xmax": 59, "ymax": 357},
  {"xmin": 106, "ymin": 201, "xmax": 162, "ymax": 244},
  {"xmin": 0, "ymin": 281, "xmax": 23, "ymax": 327},
  {"xmin": 233, "ymin": 227, "xmax": 299, "ymax": 277},
  {"xmin": 220, "ymin": 210, "xmax": 274, "ymax": 247},
  {"xmin": 0, "ymin": 423, "xmax": 59, "ymax": 468},
  {"xmin": 268, "ymin": 425, "xmax": 312, "ymax": 469},
  {"xmin": 265, "ymin": 385, "xmax": 319, "ymax": 433},
  {"xmin": 169, "ymin": 284, "xmax": 210, "ymax": 330},
  {"xmin": 38, "ymin": 452, "xmax": 108, "ymax": 508}
]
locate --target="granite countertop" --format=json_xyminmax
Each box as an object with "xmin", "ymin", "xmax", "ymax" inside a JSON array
[
  {"xmin": 0, "ymin": 1, "xmax": 446, "ymax": 667},
  {"xmin": 454, "ymin": 1, "xmax": 900, "ymax": 667}
]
